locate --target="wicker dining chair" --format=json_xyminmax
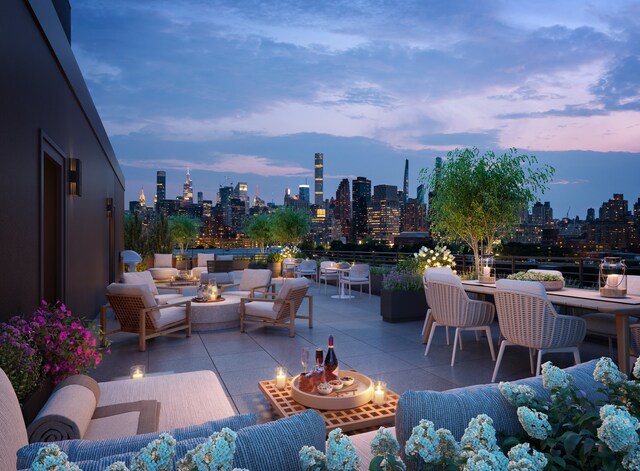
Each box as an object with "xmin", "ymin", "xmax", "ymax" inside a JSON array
[
  {"xmin": 491, "ymin": 279, "xmax": 586, "ymax": 382},
  {"xmin": 425, "ymin": 272, "xmax": 496, "ymax": 366},
  {"xmin": 318, "ymin": 261, "xmax": 339, "ymax": 293},
  {"xmin": 101, "ymin": 283, "xmax": 191, "ymax": 352},
  {"xmin": 240, "ymin": 277, "xmax": 313, "ymax": 337},
  {"xmin": 340, "ymin": 264, "xmax": 371, "ymax": 297},
  {"xmin": 421, "ymin": 267, "xmax": 455, "ymax": 343},
  {"xmin": 295, "ymin": 260, "xmax": 318, "ymax": 283}
]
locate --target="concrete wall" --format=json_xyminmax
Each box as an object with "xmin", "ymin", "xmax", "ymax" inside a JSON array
[{"xmin": 0, "ymin": 0, "xmax": 125, "ymax": 322}]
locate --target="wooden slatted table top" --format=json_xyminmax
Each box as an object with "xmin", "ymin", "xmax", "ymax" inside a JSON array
[{"xmin": 258, "ymin": 374, "xmax": 399, "ymax": 434}]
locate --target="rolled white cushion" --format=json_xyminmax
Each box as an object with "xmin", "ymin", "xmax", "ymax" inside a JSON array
[
  {"xmin": 27, "ymin": 385, "xmax": 97, "ymax": 442},
  {"xmin": 122, "ymin": 271, "xmax": 158, "ymax": 295}
]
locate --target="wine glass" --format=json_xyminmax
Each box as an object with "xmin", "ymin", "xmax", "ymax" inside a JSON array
[{"xmin": 300, "ymin": 347, "xmax": 309, "ymax": 373}]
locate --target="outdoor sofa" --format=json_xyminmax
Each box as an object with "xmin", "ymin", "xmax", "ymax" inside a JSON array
[{"xmin": 3, "ymin": 360, "xmax": 601, "ymax": 469}]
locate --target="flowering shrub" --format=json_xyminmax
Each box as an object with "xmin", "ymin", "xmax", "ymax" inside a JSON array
[
  {"xmin": 414, "ymin": 246, "xmax": 456, "ymax": 272},
  {"xmin": 0, "ymin": 317, "xmax": 41, "ymax": 401},
  {"xmin": 382, "ymin": 270, "xmax": 423, "ymax": 291},
  {"xmin": 30, "ymin": 301, "xmax": 104, "ymax": 384},
  {"xmin": 30, "ymin": 444, "xmax": 80, "ymax": 471},
  {"xmin": 299, "ymin": 428, "xmax": 361, "ymax": 471},
  {"xmin": 507, "ymin": 271, "xmax": 563, "ymax": 282},
  {"xmin": 280, "ymin": 245, "xmax": 302, "ymax": 259},
  {"xmin": 177, "ymin": 427, "xmax": 238, "ymax": 471},
  {"xmin": 370, "ymin": 427, "xmax": 405, "ymax": 470}
]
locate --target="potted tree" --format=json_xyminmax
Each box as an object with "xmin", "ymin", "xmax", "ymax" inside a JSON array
[
  {"xmin": 169, "ymin": 215, "xmax": 202, "ymax": 270},
  {"xmin": 421, "ymin": 147, "xmax": 554, "ymax": 275},
  {"xmin": 266, "ymin": 250, "xmax": 284, "ymax": 278}
]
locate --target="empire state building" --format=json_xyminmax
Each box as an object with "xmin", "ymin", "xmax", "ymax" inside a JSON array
[{"xmin": 183, "ymin": 169, "xmax": 193, "ymax": 203}]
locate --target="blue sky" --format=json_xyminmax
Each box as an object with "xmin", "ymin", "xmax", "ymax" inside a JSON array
[{"xmin": 72, "ymin": 0, "xmax": 640, "ymax": 218}]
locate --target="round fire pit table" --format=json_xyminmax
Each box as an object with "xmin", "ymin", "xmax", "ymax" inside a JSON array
[{"xmin": 177, "ymin": 296, "xmax": 241, "ymax": 331}]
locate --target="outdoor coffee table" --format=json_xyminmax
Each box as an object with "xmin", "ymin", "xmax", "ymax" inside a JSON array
[{"xmin": 258, "ymin": 374, "xmax": 399, "ymax": 434}]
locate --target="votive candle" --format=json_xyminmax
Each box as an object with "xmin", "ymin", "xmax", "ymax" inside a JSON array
[
  {"xmin": 373, "ymin": 381, "xmax": 386, "ymax": 405},
  {"xmin": 275, "ymin": 367, "xmax": 287, "ymax": 390}
]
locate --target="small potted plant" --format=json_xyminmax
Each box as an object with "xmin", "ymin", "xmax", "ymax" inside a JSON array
[
  {"xmin": 507, "ymin": 271, "xmax": 565, "ymax": 291},
  {"xmin": 266, "ymin": 251, "xmax": 284, "ymax": 278}
]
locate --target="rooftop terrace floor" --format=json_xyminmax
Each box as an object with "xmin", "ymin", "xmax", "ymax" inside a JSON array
[{"xmin": 93, "ymin": 279, "xmax": 612, "ymax": 424}]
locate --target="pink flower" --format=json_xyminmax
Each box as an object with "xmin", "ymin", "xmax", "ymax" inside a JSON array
[{"xmin": 59, "ymin": 331, "xmax": 67, "ymax": 341}]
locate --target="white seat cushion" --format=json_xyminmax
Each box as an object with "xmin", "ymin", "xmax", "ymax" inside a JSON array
[
  {"xmin": 155, "ymin": 293, "xmax": 182, "ymax": 305},
  {"xmin": 122, "ymin": 271, "xmax": 158, "ymax": 295},
  {"xmin": 106, "ymin": 283, "xmax": 157, "ymax": 309},
  {"xmin": 154, "ymin": 253, "xmax": 174, "ymax": 268},
  {"xmin": 345, "ymin": 277, "xmax": 368, "ymax": 282},
  {"xmin": 197, "ymin": 253, "xmax": 216, "ymax": 267},
  {"xmin": 154, "ymin": 306, "xmax": 187, "ymax": 328},
  {"xmin": 245, "ymin": 301, "xmax": 279, "ymax": 320},
  {"xmin": 224, "ymin": 290, "xmax": 265, "ymax": 298},
  {"xmin": 239, "ymin": 269, "xmax": 272, "ymax": 291}
]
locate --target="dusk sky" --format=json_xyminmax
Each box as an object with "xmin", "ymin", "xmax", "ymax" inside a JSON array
[{"xmin": 72, "ymin": 1, "xmax": 640, "ymax": 218}]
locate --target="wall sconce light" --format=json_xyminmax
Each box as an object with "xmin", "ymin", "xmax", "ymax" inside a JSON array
[
  {"xmin": 68, "ymin": 158, "xmax": 82, "ymax": 196},
  {"xmin": 106, "ymin": 197, "xmax": 113, "ymax": 218}
]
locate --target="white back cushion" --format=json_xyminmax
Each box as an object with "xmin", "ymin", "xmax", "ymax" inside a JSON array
[
  {"xmin": 426, "ymin": 271, "xmax": 463, "ymax": 289},
  {"xmin": 122, "ymin": 271, "xmax": 158, "ymax": 295},
  {"xmin": 239, "ymin": 269, "xmax": 272, "ymax": 290},
  {"xmin": 628, "ymin": 275, "xmax": 640, "ymax": 296},
  {"xmin": 197, "ymin": 253, "xmax": 216, "ymax": 267},
  {"xmin": 321, "ymin": 261, "xmax": 336, "ymax": 269},
  {"xmin": 154, "ymin": 253, "xmax": 173, "ymax": 268},
  {"xmin": 496, "ymin": 278, "xmax": 547, "ymax": 298},
  {"xmin": 274, "ymin": 277, "xmax": 309, "ymax": 312},
  {"xmin": 106, "ymin": 283, "xmax": 157, "ymax": 308},
  {"xmin": 424, "ymin": 266, "xmax": 454, "ymax": 280}
]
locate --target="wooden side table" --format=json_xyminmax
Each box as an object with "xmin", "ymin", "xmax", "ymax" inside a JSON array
[{"xmin": 258, "ymin": 377, "xmax": 399, "ymax": 434}]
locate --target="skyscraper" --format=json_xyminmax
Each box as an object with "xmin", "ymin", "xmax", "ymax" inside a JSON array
[
  {"xmin": 156, "ymin": 171, "xmax": 166, "ymax": 206},
  {"xmin": 335, "ymin": 178, "xmax": 352, "ymax": 242},
  {"xmin": 139, "ymin": 187, "xmax": 146, "ymax": 207},
  {"xmin": 183, "ymin": 169, "xmax": 193, "ymax": 203},
  {"xmin": 403, "ymin": 159, "xmax": 409, "ymax": 203},
  {"xmin": 352, "ymin": 177, "xmax": 371, "ymax": 242},
  {"xmin": 314, "ymin": 153, "xmax": 324, "ymax": 206},
  {"xmin": 370, "ymin": 184, "xmax": 401, "ymax": 243},
  {"xmin": 298, "ymin": 184, "xmax": 310, "ymax": 203},
  {"xmin": 197, "ymin": 191, "xmax": 203, "ymax": 204}
]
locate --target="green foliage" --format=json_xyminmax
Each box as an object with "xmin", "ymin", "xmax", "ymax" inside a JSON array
[
  {"xmin": 420, "ymin": 147, "xmax": 554, "ymax": 274},
  {"xmin": 124, "ymin": 212, "xmax": 145, "ymax": 255},
  {"xmin": 270, "ymin": 208, "xmax": 309, "ymax": 246},
  {"xmin": 169, "ymin": 215, "xmax": 202, "ymax": 255},
  {"xmin": 245, "ymin": 213, "xmax": 273, "ymax": 253},
  {"xmin": 148, "ymin": 213, "xmax": 173, "ymax": 255},
  {"xmin": 507, "ymin": 271, "xmax": 564, "ymax": 282},
  {"xmin": 266, "ymin": 251, "xmax": 284, "ymax": 263}
]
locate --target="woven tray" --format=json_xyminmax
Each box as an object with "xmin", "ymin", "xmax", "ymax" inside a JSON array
[
  {"xmin": 290, "ymin": 371, "xmax": 373, "ymax": 410},
  {"xmin": 191, "ymin": 297, "xmax": 226, "ymax": 303}
]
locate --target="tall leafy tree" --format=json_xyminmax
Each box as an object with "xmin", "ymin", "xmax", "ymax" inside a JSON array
[
  {"xmin": 124, "ymin": 212, "xmax": 145, "ymax": 254},
  {"xmin": 270, "ymin": 208, "xmax": 309, "ymax": 246},
  {"xmin": 148, "ymin": 213, "xmax": 173, "ymax": 255},
  {"xmin": 245, "ymin": 213, "xmax": 273, "ymax": 253},
  {"xmin": 421, "ymin": 147, "xmax": 554, "ymax": 274},
  {"xmin": 169, "ymin": 215, "xmax": 202, "ymax": 256}
]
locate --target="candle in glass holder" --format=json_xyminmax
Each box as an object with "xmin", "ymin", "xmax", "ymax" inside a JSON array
[
  {"xmin": 275, "ymin": 367, "xmax": 287, "ymax": 390},
  {"xmin": 606, "ymin": 274, "xmax": 620, "ymax": 288},
  {"xmin": 130, "ymin": 365, "xmax": 145, "ymax": 379},
  {"xmin": 372, "ymin": 381, "xmax": 386, "ymax": 405},
  {"xmin": 482, "ymin": 266, "xmax": 491, "ymax": 276}
]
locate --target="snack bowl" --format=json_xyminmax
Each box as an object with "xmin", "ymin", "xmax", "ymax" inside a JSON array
[
  {"xmin": 317, "ymin": 382, "xmax": 333, "ymax": 395},
  {"xmin": 329, "ymin": 379, "xmax": 343, "ymax": 390},
  {"xmin": 340, "ymin": 376, "xmax": 355, "ymax": 386}
]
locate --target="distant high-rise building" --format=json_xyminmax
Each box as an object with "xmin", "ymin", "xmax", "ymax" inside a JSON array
[
  {"xmin": 352, "ymin": 177, "xmax": 372, "ymax": 242},
  {"xmin": 586, "ymin": 208, "xmax": 595, "ymax": 222},
  {"xmin": 197, "ymin": 191, "xmax": 203, "ymax": 204},
  {"xmin": 532, "ymin": 201, "xmax": 553, "ymax": 225},
  {"xmin": 335, "ymin": 178, "xmax": 352, "ymax": 242},
  {"xmin": 634, "ymin": 198, "xmax": 640, "ymax": 221},
  {"xmin": 139, "ymin": 187, "xmax": 146, "ymax": 207},
  {"xmin": 314, "ymin": 153, "xmax": 323, "ymax": 206},
  {"xmin": 370, "ymin": 184, "xmax": 400, "ymax": 243},
  {"xmin": 298, "ymin": 184, "xmax": 310, "ymax": 203},
  {"xmin": 427, "ymin": 157, "xmax": 442, "ymax": 224},
  {"xmin": 600, "ymin": 194, "xmax": 627, "ymax": 222},
  {"xmin": 219, "ymin": 186, "xmax": 233, "ymax": 206},
  {"xmin": 403, "ymin": 159, "xmax": 409, "ymax": 203},
  {"xmin": 183, "ymin": 169, "xmax": 193, "ymax": 203},
  {"xmin": 156, "ymin": 171, "xmax": 166, "ymax": 206},
  {"xmin": 234, "ymin": 182, "xmax": 249, "ymax": 202}
]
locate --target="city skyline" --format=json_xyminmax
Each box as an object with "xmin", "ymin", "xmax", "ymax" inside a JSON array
[{"xmin": 71, "ymin": 1, "xmax": 640, "ymax": 216}]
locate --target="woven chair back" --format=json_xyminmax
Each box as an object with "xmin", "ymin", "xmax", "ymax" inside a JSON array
[
  {"xmin": 298, "ymin": 260, "xmax": 317, "ymax": 272},
  {"xmin": 494, "ymin": 291, "xmax": 558, "ymax": 349},
  {"xmin": 106, "ymin": 294, "xmax": 157, "ymax": 331},
  {"xmin": 275, "ymin": 285, "xmax": 309, "ymax": 320},
  {"xmin": 427, "ymin": 281, "xmax": 469, "ymax": 327},
  {"xmin": 350, "ymin": 264, "xmax": 369, "ymax": 278}
]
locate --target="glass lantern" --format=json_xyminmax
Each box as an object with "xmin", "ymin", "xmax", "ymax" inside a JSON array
[
  {"xmin": 599, "ymin": 257, "xmax": 627, "ymax": 298},
  {"xmin": 206, "ymin": 279, "xmax": 219, "ymax": 301},
  {"xmin": 478, "ymin": 255, "xmax": 496, "ymax": 284}
]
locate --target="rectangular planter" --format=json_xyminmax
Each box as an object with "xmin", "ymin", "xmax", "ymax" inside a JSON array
[
  {"xmin": 380, "ymin": 289, "xmax": 428, "ymax": 323},
  {"xmin": 370, "ymin": 273, "xmax": 383, "ymax": 296}
]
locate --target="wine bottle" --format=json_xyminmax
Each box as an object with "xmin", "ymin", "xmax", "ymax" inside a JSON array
[{"xmin": 324, "ymin": 335, "xmax": 339, "ymax": 377}]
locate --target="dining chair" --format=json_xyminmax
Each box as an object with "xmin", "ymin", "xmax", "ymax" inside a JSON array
[
  {"xmin": 422, "ymin": 266, "xmax": 455, "ymax": 343},
  {"xmin": 282, "ymin": 258, "xmax": 299, "ymax": 278},
  {"xmin": 296, "ymin": 260, "xmax": 318, "ymax": 283},
  {"xmin": 491, "ymin": 279, "xmax": 587, "ymax": 382},
  {"xmin": 425, "ymin": 272, "xmax": 496, "ymax": 366},
  {"xmin": 318, "ymin": 261, "xmax": 339, "ymax": 293},
  {"xmin": 340, "ymin": 264, "xmax": 371, "ymax": 297}
]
